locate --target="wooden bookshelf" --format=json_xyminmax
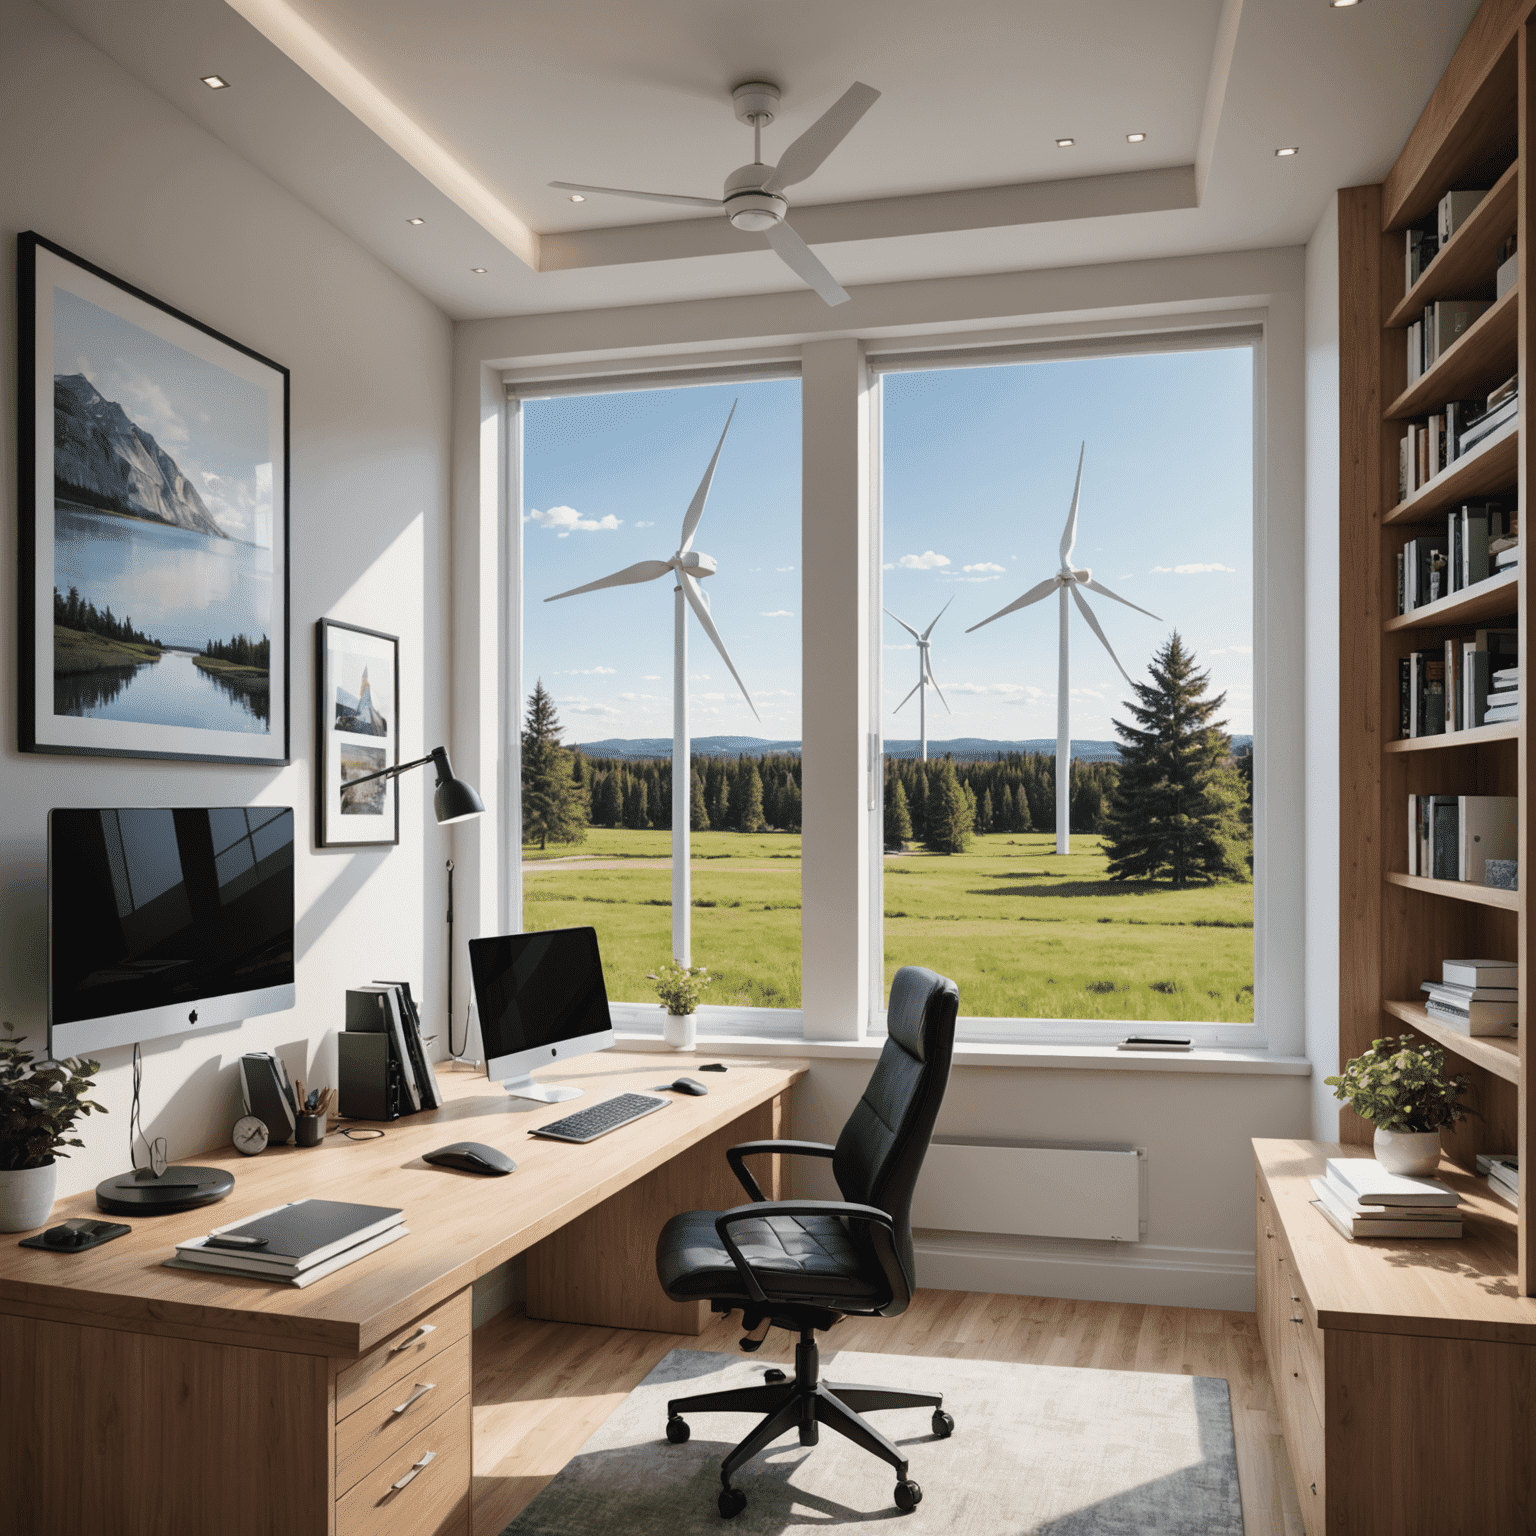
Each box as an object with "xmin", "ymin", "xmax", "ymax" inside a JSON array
[
  {"xmin": 1383, "ymin": 417, "xmax": 1517, "ymax": 524},
  {"xmin": 1382, "ymin": 999, "xmax": 1521, "ymax": 1084},
  {"xmin": 1386, "ymin": 281, "xmax": 1519, "ymax": 420},
  {"xmin": 1385, "ymin": 870, "xmax": 1520, "ymax": 910},
  {"xmin": 1382, "ymin": 564, "xmax": 1517, "ymax": 630},
  {"xmin": 1385, "ymin": 719, "xmax": 1519, "ymax": 751}
]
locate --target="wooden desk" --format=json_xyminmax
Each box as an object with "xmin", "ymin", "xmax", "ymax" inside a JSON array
[
  {"xmin": 1253, "ymin": 1139, "xmax": 1536, "ymax": 1535},
  {"xmin": 0, "ymin": 1052, "xmax": 805, "ymax": 1536}
]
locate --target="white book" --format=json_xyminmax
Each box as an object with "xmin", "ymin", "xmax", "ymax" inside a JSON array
[
  {"xmin": 1311, "ymin": 1176, "xmax": 1461, "ymax": 1221},
  {"xmin": 357, "ymin": 983, "xmax": 422, "ymax": 1112},
  {"xmin": 164, "ymin": 1223, "xmax": 408, "ymax": 1288},
  {"xmin": 1442, "ymin": 959, "xmax": 1518, "ymax": 987},
  {"xmin": 1324, "ymin": 1158, "xmax": 1458, "ymax": 1207},
  {"xmin": 1458, "ymin": 795, "xmax": 1518, "ymax": 883},
  {"xmin": 1483, "ymin": 704, "xmax": 1519, "ymax": 723},
  {"xmin": 177, "ymin": 1199, "xmax": 406, "ymax": 1269},
  {"xmin": 1311, "ymin": 1195, "xmax": 1462, "ymax": 1242}
]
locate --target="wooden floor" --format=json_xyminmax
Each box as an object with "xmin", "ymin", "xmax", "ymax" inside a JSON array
[{"xmin": 470, "ymin": 1289, "xmax": 1305, "ymax": 1536}]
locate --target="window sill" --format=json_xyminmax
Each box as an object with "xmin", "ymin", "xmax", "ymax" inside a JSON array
[{"xmin": 611, "ymin": 1033, "xmax": 1312, "ymax": 1076}]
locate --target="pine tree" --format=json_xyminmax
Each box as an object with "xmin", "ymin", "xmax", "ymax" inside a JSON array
[
  {"xmin": 909, "ymin": 767, "xmax": 930, "ymax": 842},
  {"xmin": 690, "ymin": 767, "xmax": 710, "ymax": 830},
  {"xmin": 977, "ymin": 787, "xmax": 993, "ymax": 834},
  {"xmin": 779, "ymin": 776, "xmax": 802, "ymax": 832},
  {"xmin": 623, "ymin": 776, "xmax": 649, "ymax": 829},
  {"xmin": 736, "ymin": 762, "xmax": 765, "ymax": 832},
  {"xmin": 1102, "ymin": 632, "xmax": 1250, "ymax": 886},
  {"xmin": 884, "ymin": 774, "xmax": 912, "ymax": 850},
  {"xmin": 923, "ymin": 759, "xmax": 973, "ymax": 854},
  {"xmin": 520, "ymin": 681, "xmax": 588, "ymax": 849}
]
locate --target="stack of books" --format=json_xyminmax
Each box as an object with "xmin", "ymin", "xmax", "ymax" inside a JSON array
[
  {"xmin": 1311, "ymin": 1159, "xmax": 1462, "ymax": 1240},
  {"xmin": 1485, "ymin": 666, "xmax": 1519, "ymax": 724},
  {"xmin": 1420, "ymin": 957, "xmax": 1518, "ymax": 1037},
  {"xmin": 1477, "ymin": 1151, "xmax": 1519, "ymax": 1208},
  {"xmin": 1459, "ymin": 373, "xmax": 1519, "ymax": 457},
  {"xmin": 166, "ymin": 1199, "xmax": 407, "ymax": 1287},
  {"xmin": 1406, "ymin": 796, "xmax": 1516, "ymax": 883},
  {"xmin": 346, "ymin": 980, "xmax": 443, "ymax": 1114}
]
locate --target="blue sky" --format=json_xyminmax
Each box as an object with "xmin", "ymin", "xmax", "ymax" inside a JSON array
[{"xmin": 523, "ymin": 347, "xmax": 1252, "ymax": 745}]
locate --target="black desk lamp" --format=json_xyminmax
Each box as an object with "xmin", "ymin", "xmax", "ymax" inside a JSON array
[{"xmin": 346, "ymin": 745, "xmax": 485, "ymax": 825}]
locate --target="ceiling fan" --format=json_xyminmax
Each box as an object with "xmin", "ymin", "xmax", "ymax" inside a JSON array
[{"xmin": 551, "ymin": 80, "xmax": 880, "ymax": 307}]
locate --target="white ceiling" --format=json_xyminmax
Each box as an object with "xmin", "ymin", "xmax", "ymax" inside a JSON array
[{"xmin": 42, "ymin": 0, "xmax": 1481, "ymax": 321}]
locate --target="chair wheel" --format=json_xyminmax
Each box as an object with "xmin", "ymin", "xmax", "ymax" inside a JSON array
[
  {"xmin": 764, "ymin": 1367, "xmax": 786, "ymax": 1383},
  {"xmin": 719, "ymin": 1486, "xmax": 747, "ymax": 1518},
  {"xmin": 895, "ymin": 1479, "xmax": 922, "ymax": 1513},
  {"xmin": 932, "ymin": 1408, "xmax": 955, "ymax": 1437},
  {"xmin": 666, "ymin": 1416, "xmax": 690, "ymax": 1444}
]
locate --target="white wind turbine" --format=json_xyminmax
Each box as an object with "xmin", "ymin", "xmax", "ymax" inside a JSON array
[
  {"xmin": 545, "ymin": 402, "xmax": 757, "ymax": 966},
  {"xmin": 966, "ymin": 444, "xmax": 1160, "ymax": 857},
  {"xmin": 885, "ymin": 599, "xmax": 951, "ymax": 761}
]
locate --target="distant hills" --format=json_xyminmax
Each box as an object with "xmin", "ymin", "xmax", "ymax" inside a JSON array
[{"xmin": 576, "ymin": 735, "xmax": 1254, "ymax": 763}]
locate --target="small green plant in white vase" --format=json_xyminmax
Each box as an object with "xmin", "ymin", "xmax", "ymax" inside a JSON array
[
  {"xmin": 1324, "ymin": 1035, "xmax": 1472, "ymax": 1176},
  {"xmin": 649, "ymin": 961, "xmax": 711, "ymax": 1050}
]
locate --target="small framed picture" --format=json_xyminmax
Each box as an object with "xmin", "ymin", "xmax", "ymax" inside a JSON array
[{"xmin": 317, "ymin": 619, "xmax": 399, "ymax": 848}]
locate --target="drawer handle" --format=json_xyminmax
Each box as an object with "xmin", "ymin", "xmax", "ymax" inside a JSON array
[
  {"xmin": 389, "ymin": 1323, "xmax": 437, "ymax": 1354},
  {"xmin": 1291, "ymin": 1315, "xmax": 1304, "ymax": 1324},
  {"xmin": 392, "ymin": 1382, "xmax": 437, "ymax": 1416},
  {"xmin": 391, "ymin": 1450, "xmax": 436, "ymax": 1491},
  {"xmin": 1264, "ymin": 1227, "xmax": 1273, "ymax": 1239}
]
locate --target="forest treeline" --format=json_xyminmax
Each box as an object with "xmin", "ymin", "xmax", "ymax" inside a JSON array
[
  {"xmin": 53, "ymin": 584, "xmax": 159, "ymax": 649},
  {"xmin": 202, "ymin": 633, "xmax": 271, "ymax": 670}
]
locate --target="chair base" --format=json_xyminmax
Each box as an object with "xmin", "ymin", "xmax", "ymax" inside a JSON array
[{"xmin": 665, "ymin": 1330, "xmax": 949, "ymax": 1514}]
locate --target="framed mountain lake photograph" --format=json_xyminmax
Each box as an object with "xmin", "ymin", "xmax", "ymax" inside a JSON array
[
  {"xmin": 18, "ymin": 232, "xmax": 289, "ymax": 763},
  {"xmin": 317, "ymin": 618, "xmax": 399, "ymax": 847}
]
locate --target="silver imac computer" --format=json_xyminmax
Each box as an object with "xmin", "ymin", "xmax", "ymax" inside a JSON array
[{"xmin": 467, "ymin": 926, "xmax": 615, "ymax": 1103}]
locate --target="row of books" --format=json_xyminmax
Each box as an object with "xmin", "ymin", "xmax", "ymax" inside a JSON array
[
  {"xmin": 1397, "ymin": 377, "xmax": 1519, "ymax": 501},
  {"xmin": 345, "ymin": 980, "xmax": 443, "ymax": 1114},
  {"xmin": 1420, "ymin": 956, "xmax": 1518, "ymax": 1037},
  {"xmin": 1405, "ymin": 299, "xmax": 1492, "ymax": 387},
  {"xmin": 166, "ymin": 1198, "xmax": 407, "ymax": 1288},
  {"xmin": 1396, "ymin": 507, "xmax": 1514, "ymax": 612},
  {"xmin": 1402, "ymin": 188, "xmax": 1489, "ymax": 289},
  {"xmin": 1477, "ymin": 1151, "xmax": 1520, "ymax": 1208},
  {"xmin": 1398, "ymin": 628, "xmax": 1515, "ymax": 737},
  {"xmin": 1406, "ymin": 795, "xmax": 1515, "ymax": 885},
  {"xmin": 1311, "ymin": 1157, "xmax": 1462, "ymax": 1240}
]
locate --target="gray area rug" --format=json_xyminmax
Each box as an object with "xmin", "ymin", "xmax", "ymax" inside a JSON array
[{"xmin": 501, "ymin": 1346, "xmax": 1244, "ymax": 1535}]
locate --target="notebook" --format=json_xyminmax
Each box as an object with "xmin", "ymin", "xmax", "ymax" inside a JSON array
[
  {"xmin": 165, "ymin": 1224, "xmax": 408, "ymax": 1287},
  {"xmin": 177, "ymin": 1198, "xmax": 404, "ymax": 1272}
]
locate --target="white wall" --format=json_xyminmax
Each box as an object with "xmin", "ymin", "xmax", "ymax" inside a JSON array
[
  {"xmin": 1303, "ymin": 196, "xmax": 1342, "ymax": 1140},
  {"xmin": 1, "ymin": 0, "xmax": 453, "ymax": 1199}
]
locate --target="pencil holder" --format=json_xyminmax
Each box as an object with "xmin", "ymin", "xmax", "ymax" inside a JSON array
[{"xmin": 295, "ymin": 1113, "xmax": 325, "ymax": 1147}]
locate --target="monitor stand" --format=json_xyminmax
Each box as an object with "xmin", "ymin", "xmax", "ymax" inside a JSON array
[{"xmin": 500, "ymin": 1075, "xmax": 584, "ymax": 1104}]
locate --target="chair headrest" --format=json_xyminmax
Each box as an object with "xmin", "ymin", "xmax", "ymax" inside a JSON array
[{"xmin": 886, "ymin": 965, "xmax": 953, "ymax": 1062}]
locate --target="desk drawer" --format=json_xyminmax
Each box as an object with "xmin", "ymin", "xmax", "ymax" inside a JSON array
[
  {"xmin": 337, "ymin": 1290, "xmax": 470, "ymax": 1421},
  {"xmin": 337, "ymin": 1333, "xmax": 471, "ymax": 1495},
  {"xmin": 336, "ymin": 1391, "xmax": 470, "ymax": 1536}
]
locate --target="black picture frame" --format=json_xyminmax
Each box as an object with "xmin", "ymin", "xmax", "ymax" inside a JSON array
[
  {"xmin": 17, "ymin": 231, "xmax": 290, "ymax": 763},
  {"xmin": 317, "ymin": 618, "xmax": 400, "ymax": 848}
]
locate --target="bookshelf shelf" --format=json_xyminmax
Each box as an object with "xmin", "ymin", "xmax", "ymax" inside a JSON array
[
  {"xmin": 1381, "ymin": 999, "xmax": 1521, "ymax": 1085},
  {"xmin": 1383, "ymin": 417, "xmax": 1517, "ymax": 524},
  {"xmin": 1385, "ymin": 870, "xmax": 1520, "ymax": 910},
  {"xmin": 1382, "ymin": 564, "xmax": 1518, "ymax": 630},
  {"xmin": 1385, "ymin": 280, "xmax": 1518, "ymax": 420},
  {"xmin": 1385, "ymin": 161, "xmax": 1518, "ymax": 329},
  {"xmin": 1385, "ymin": 719, "xmax": 1520, "ymax": 752}
]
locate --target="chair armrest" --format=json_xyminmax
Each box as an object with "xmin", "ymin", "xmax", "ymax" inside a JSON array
[
  {"xmin": 726, "ymin": 1140, "xmax": 835, "ymax": 1203},
  {"xmin": 713, "ymin": 1200, "xmax": 902, "ymax": 1309}
]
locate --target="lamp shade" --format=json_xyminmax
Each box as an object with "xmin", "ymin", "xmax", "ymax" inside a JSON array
[{"xmin": 430, "ymin": 746, "xmax": 485, "ymax": 825}]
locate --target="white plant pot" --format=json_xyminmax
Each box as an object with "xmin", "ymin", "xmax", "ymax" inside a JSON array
[
  {"xmin": 1373, "ymin": 1127, "xmax": 1441, "ymax": 1177},
  {"xmin": 0, "ymin": 1158, "xmax": 58, "ymax": 1232},
  {"xmin": 663, "ymin": 1012, "xmax": 697, "ymax": 1051}
]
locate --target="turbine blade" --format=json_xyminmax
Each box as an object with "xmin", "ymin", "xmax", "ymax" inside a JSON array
[
  {"xmin": 1059, "ymin": 442, "xmax": 1086, "ymax": 565},
  {"xmin": 925, "ymin": 663, "xmax": 953, "ymax": 715},
  {"xmin": 763, "ymin": 82, "xmax": 881, "ymax": 194},
  {"xmin": 1081, "ymin": 576, "xmax": 1161, "ymax": 622},
  {"xmin": 549, "ymin": 181, "xmax": 723, "ymax": 210},
  {"xmin": 680, "ymin": 571, "xmax": 759, "ymax": 720},
  {"xmin": 964, "ymin": 576, "xmax": 1058, "ymax": 633},
  {"xmin": 921, "ymin": 595, "xmax": 954, "ymax": 640},
  {"xmin": 892, "ymin": 679, "xmax": 921, "ymax": 713},
  {"xmin": 545, "ymin": 559, "xmax": 673, "ymax": 601},
  {"xmin": 678, "ymin": 400, "xmax": 738, "ymax": 553},
  {"xmin": 1070, "ymin": 584, "xmax": 1135, "ymax": 688},
  {"xmin": 883, "ymin": 607, "xmax": 922, "ymax": 641},
  {"xmin": 763, "ymin": 220, "xmax": 849, "ymax": 306}
]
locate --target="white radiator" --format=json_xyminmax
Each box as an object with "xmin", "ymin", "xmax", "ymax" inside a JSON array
[{"xmin": 910, "ymin": 1137, "xmax": 1144, "ymax": 1242}]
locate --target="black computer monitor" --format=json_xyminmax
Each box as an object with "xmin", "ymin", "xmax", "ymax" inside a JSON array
[{"xmin": 468, "ymin": 926, "xmax": 615, "ymax": 1103}]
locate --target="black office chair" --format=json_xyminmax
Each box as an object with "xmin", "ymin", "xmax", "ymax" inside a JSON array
[{"xmin": 654, "ymin": 964, "xmax": 959, "ymax": 1519}]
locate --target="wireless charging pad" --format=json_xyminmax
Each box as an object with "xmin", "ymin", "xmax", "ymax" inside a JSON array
[{"xmin": 95, "ymin": 1165, "xmax": 234, "ymax": 1216}]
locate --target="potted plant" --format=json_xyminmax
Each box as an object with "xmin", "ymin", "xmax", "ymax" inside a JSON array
[
  {"xmin": 0, "ymin": 1024, "xmax": 106, "ymax": 1231},
  {"xmin": 648, "ymin": 960, "xmax": 711, "ymax": 1051},
  {"xmin": 1324, "ymin": 1035, "xmax": 1472, "ymax": 1175}
]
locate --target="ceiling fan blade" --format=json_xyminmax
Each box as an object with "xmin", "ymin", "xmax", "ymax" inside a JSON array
[
  {"xmin": 549, "ymin": 180, "xmax": 723, "ymax": 210},
  {"xmin": 891, "ymin": 678, "xmax": 922, "ymax": 714},
  {"xmin": 922, "ymin": 596, "xmax": 954, "ymax": 640},
  {"xmin": 964, "ymin": 576, "xmax": 1058, "ymax": 633},
  {"xmin": 1081, "ymin": 576, "xmax": 1161, "ymax": 622},
  {"xmin": 762, "ymin": 82, "xmax": 881, "ymax": 194},
  {"xmin": 883, "ymin": 607, "xmax": 922, "ymax": 642},
  {"xmin": 678, "ymin": 400, "xmax": 738, "ymax": 554},
  {"xmin": 1070, "ymin": 584, "xmax": 1136, "ymax": 689},
  {"xmin": 763, "ymin": 220, "xmax": 849, "ymax": 306},
  {"xmin": 680, "ymin": 572, "xmax": 759, "ymax": 720},
  {"xmin": 545, "ymin": 559, "xmax": 673, "ymax": 601},
  {"xmin": 1059, "ymin": 442, "xmax": 1086, "ymax": 565}
]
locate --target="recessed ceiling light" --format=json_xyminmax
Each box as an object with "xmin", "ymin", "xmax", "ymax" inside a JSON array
[
  {"xmin": 1276, "ymin": 146, "xmax": 1299, "ymax": 157},
  {"xmin": 471, "ymin": 267, "xmax": 488, "ymax": 274},
  {"xmin": 567, "ymin": 193, "xmax": 586, "ymax": 203},
  {"xmin": 201, "ymin": 75, "xmax": 230, "ymax": 89},
  {"xmin": 1331, "ymin": 1, "xmax": 1360, "ymax": 7},
  {"xmin": 406, "ymin": 217, "xmax": 425, "ymax": 226},
  {"xmin": 1126, "ymin": 132, "xmax": 1146, "ymax": 143},
  {"xmin": 1055, "ymin": 137, "xmax": 1075, "ymax": 148}
]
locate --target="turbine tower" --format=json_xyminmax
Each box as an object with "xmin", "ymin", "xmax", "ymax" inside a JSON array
[
  {"xmin": 545, "ymin": 402, "xmax": 756, "ymax": 966},
  {"xmin": 967, "ymin": 443, "xmax": 1160, "ymax": 857},
  {"xmin": 885, "ymin": 599, "xmax": 951, "ymax": 760}
]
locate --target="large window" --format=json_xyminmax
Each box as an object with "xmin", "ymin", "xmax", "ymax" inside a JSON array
[
  {"xmin": 877, "ymin": 345, "xmax": 1254, "ymax": 1027},
  {"xmin": 517, "ymin": 379, "xmax": 802, "ymax": 1007}
]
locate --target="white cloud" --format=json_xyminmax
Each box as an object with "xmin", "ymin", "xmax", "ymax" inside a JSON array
[
  {"xmin": 557, "ymin": 697, "xmax": 622, "ymax": 716},
  {"xmin": 947, "ymin": 682, "xmax": 1036, "ymax": 697},
  {"xmin": 635, "ymin": 520, "xmax": 655, "ymax": 528},
  {"xmin": 528, "ymin": 505, "xmax": 622, "ymax": 537},
  {"xmin": 761, "ymin": 609, "xmax": 794, "ymax": 618},
  {"xmin": 897, "ymin": 550, "xmax": 951, "ymax": 570},
  {"xmin": 642, "ymin": 674, "xmax": 663, "ymax": 680},
  {"xmin": 884, "ymin": 643, "xmax": 915, "ymax": 651},
  {"xmin": 776, "ymin": 565, "xmax": 795, "ymax": 572},
  {"xmin": 563, "ymin": 665, "xmax": 618, "ymax": 675},
  {"xmin": 1152, "ymin": 562, "xmax": 1237, "ymax": 574},
  {"xmin": 1208, "ymin": 645, "xmax": 1253, "ymax": 656},
  {"xmin": 962, "ymin": 562, "xmax": 1005, "ymax": 574}
]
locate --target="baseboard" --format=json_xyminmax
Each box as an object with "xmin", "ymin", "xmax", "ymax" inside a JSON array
[{"xmin": 913, "ymin": 1229, "xmax": 1255, "ymax": 1312}]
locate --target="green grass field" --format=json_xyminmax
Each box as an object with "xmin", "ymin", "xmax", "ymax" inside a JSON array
[{"xmin": 521, "ymin": 828, "xmax": 1254, "ymax": 1022}]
